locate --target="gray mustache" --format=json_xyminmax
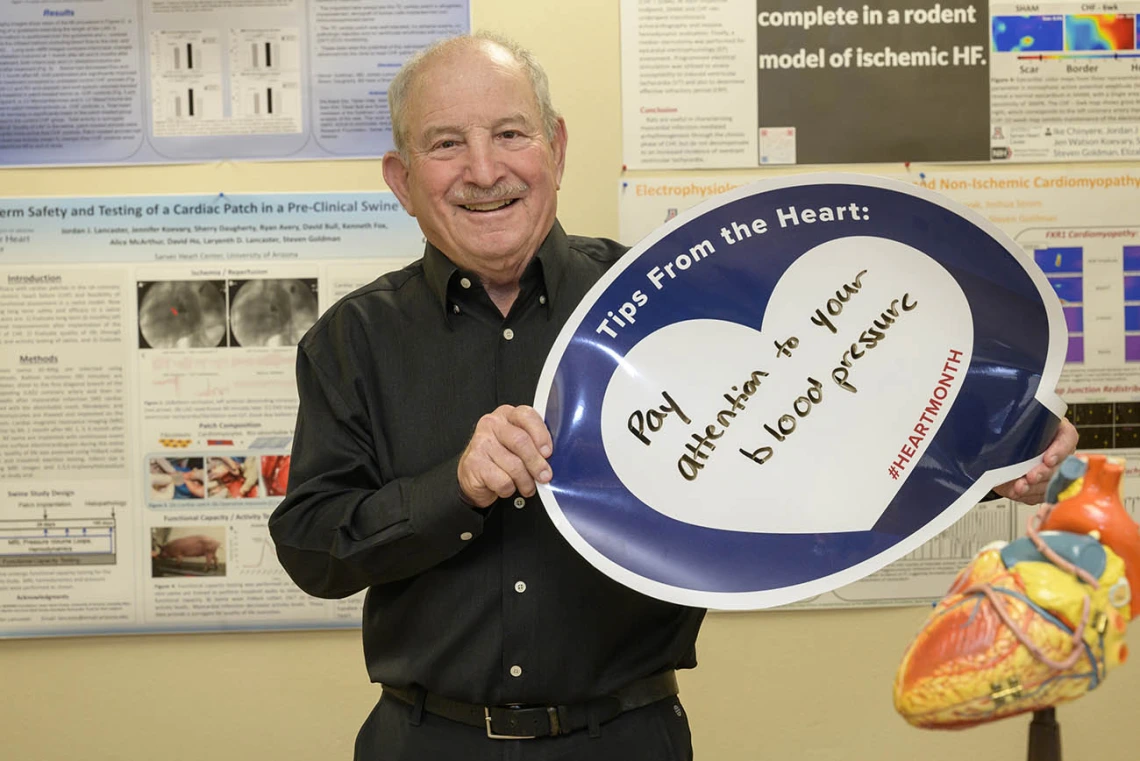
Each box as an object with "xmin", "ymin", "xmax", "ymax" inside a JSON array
[{"xmin": 451, "ymin": 182, "xmax": 529, "ymax": 204}]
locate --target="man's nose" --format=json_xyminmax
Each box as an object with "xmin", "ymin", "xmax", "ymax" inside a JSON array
[{"xmin": 464, "ymin": 136, "xmax": 504, "ymax": 187}]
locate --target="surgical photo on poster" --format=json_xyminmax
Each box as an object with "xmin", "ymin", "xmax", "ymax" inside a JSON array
[
  {"xmin": 207, "ymin": 455, "xmax": 261, "ymax": 499},
  {"xmin": 148, "ymin": 456, "xmax": 206, "ymax": 501},
  {"xmin": 260, "ymin": 454, "xmax": 291, "ymax": 497},
  {"xmin": 227, "ymin": 278, "xmax": 318, "ymax": 347},
  {"xmin": 137, "ymin": 280, "xmax": 228, "ymax": 349}
]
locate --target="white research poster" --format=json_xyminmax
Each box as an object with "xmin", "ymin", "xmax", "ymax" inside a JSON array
[
  {"xmin": 0, "ymin": 191, "xmax": 422, "ymax": 637},
  {"xmin": 0, "ymin": 0, "xmax": 469, "ymax": 166}
]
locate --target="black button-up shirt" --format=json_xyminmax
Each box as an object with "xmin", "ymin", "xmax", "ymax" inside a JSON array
[{"xmin": 269, "ymin": 221, "xmax": 705, "ymax": 706}]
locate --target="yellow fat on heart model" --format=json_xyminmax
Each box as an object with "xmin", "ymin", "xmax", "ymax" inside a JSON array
[{"xmin": 893, "ymin": 454, "xmax": 1139, "ymax": 729}]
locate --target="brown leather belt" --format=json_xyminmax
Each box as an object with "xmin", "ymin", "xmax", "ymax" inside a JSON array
[{"xmin": 383, "ymin": 670, "xmax": 679, "ymax": 739}]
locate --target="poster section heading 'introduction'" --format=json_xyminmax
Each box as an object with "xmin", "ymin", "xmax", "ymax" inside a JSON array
[
  {"xmin": 621, "ymin": 0, "xmax": 1140, "ymax": 168},
  {"xmin": 618, "ymin": 165, "xmax": 1140, "ymax": 609},
  {"xmin": 0, "ymin": 0, "xmax": 470, "ymax": 167},
  {"xmin": 0, "ymin": 192, "xmax": 421, "ymax": 637}
]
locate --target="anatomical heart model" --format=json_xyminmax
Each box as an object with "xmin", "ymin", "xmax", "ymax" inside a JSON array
[{"xmin": 894, "ymin": 454, "xmax": 1138, "ymax": 729}]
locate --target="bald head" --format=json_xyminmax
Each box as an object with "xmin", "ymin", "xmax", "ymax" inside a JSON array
[{"xmin": 388, "ymin": 33, "xmax": 560, "ymax": 159}]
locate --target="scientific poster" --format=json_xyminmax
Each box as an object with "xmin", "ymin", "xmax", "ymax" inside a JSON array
[
  {"xmin": 0, "ymin": 191, "xmax": 421, "ymax": 636},
  {"xmin": 621, "ymin": 0, "xmax": 1140, "ymax": 168},
  {"xmin": 0, "ymin": 0, "xmax": 469, "ymax": 166}
]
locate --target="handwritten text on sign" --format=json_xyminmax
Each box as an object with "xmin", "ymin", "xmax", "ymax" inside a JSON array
[
  {"xmin": 598, "ymin": 236, "xmax": 973, "ymax": 534},
  {"xmin": 626, "ymin": 268, "xmax": 934, "ymax": 481}
]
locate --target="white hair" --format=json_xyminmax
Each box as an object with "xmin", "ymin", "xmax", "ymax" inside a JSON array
[{"xmin": 387, "ymin": 31, "xmax": 561, "ymax": 159}]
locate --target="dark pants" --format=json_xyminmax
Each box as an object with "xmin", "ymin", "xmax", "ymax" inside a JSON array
[{"xmin": 354, "ymin": 692, "xmax": 694, "ymax": 761}]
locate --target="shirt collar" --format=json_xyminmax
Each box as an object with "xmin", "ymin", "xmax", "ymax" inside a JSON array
[{"xmin": 422, "ymin": 220, "xmax": 569, "ymax": 317}]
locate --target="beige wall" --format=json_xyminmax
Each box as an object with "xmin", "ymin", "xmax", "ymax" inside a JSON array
[{"xmin": 1, "ymin": 1, "xmax": 1136, "ymax": 759}]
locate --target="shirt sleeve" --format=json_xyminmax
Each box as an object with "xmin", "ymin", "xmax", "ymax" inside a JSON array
[{"xmin": 268, "ymin": 342, "xmax": 485, "ymax": 599}]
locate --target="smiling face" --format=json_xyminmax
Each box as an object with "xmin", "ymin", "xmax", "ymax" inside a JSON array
[{"xmin": 382, "ymin": 41, "xmax": 567, "ymax": 287}]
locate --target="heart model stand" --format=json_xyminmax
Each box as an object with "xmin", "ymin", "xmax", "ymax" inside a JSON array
[
  {"xmin": 1027, "ymin": 707, "xmax": 1060, "ymax": 761},
  {"xmin": 892, "ymin": 453, "xmax": 1139, "ymax": 761}
]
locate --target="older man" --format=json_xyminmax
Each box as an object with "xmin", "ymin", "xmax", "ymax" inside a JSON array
[{"xmin": 269, "ymin": 31, "xmax": 1077, "ymax": 760}]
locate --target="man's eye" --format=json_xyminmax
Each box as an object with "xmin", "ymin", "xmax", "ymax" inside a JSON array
[
  {"xmin": 436, "ymin": 140, "xmax": 458, "ymax": 150},
  {"xmin": 500, "ymin": 131, "xmax": 519, "ymax": 140}
]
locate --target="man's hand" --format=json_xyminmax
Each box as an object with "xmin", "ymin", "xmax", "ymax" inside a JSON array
[
  {"xmin": 458, "ymin": 405, "xmax": 554, "ymax": 508},
  {"xmin": 992, "ymin": 418, "xmax": 1079, "ymax": 504}
]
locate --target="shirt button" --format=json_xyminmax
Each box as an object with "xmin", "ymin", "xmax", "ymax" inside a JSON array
[
  {"xmin": 514, "ymin": 581, "xmax": 527, "ymax": 593},
  {"xmin": 459, "ymin": 277, "xmax": 472, "ymax": 289},
  {"xmin": 452, "ymin": 304, "xmax": 460, "ymax": 314},
  {"xmin": 539, "ymin": 295, "xmax": 547, "ymax": 305},
  {"xmin": 460, "ymin": 532, "xmax": 473, "ymax": 541},
  {"xmin": 513, "ymin": 496, "xmax": 526, "ymax": 509},
  {"xmin": 509, "ymin": 665, "xmax": 523, "ymax": 677},
  {"xmin": 503, "ymin": 328, "xmax": 514, "ymax": 341}
]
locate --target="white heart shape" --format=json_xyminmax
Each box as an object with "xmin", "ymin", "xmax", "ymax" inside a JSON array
[{"xmin": 600, "ymin": 235, "xmax": 974, "ymax": 534}]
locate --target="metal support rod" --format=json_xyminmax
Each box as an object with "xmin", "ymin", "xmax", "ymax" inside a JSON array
[{"xmin": 1027, "ymin": 708, "xmax": 1061, "ymax": 761}]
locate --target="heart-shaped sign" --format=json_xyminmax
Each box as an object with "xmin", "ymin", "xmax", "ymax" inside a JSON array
[{"xmin": 535, "ymin": 173, "xmax": 1068, "ymax": 610}]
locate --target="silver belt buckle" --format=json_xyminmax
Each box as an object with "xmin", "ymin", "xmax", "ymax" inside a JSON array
[{"xmin": 484, "ymin": 706, "xmax": 545, "ymax": 739}]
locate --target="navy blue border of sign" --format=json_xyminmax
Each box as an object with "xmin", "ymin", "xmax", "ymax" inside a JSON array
[{"xmin": 539, "ymin": 181, "xmax": 1060, "ymax": 597}]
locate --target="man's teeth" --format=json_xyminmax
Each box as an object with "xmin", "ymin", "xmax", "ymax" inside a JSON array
[{"xmin": 462, "ymin": 198, "xmax": 515, "ymax": 212}]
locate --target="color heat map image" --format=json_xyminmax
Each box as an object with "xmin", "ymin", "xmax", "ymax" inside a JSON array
[
  {"xmin": 1065, "ymin": 14, "xmax": 1136, "ymax": 51},
  {"xmin": 992, "ymin": 15, "xmax": 1064, "ymax": 52}
]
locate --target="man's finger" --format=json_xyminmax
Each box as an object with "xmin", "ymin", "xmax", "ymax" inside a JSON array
[
  {"xmin": 1042, "ymin": 418, "xmax": 1079, "ymax": 467},
  {"xmin": 487, "ymin": 444, "xmax": 537, "ymax": 497},
  {"xmin": 461, "ymin": 450, "xmax": 513, "ymax": 504},
  {"xmin": 508, "ymin": 405, "xmax": 554, "ymax": 458},
  {"xmin": 995, "ymin": 477, "xmax": 1028, "ymax": 499},
  {"xmin": 481, "ymin": 468, "xmax": 517, "ymax": 500},
  {"xmin": 492, "ymin": 415, "xmax": 552, "ymax": 485}
]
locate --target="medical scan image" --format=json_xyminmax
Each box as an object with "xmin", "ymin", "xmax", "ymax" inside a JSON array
[
  {"xmin": 228, "ymin": 278, "xmax": 318, "ymax": 347},
  {"xmin": 138, "ymin": 280, "xmax": 228, "ymax": 349}
]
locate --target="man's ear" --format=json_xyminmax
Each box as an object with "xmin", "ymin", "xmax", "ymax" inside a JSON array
[
  {"xmin": 382, "ymin": 151, "xmax": 416, "ymax": 216},
  {"xmin": 551, "ymin": 117, "xmax": 568, "ymax": 190}
]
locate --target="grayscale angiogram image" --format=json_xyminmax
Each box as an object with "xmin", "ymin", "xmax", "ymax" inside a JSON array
[
  {"xmin": 228, "ymin": 278, "xmax": 318, "ymax": 347},
  {"xmin": 138, "ymin": 280, "xmax": 227, "ymax": 349}
]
